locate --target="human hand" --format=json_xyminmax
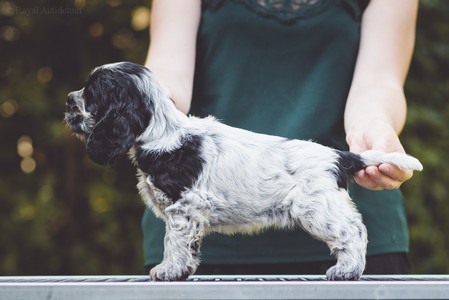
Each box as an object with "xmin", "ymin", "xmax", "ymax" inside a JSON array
[{"xmin": 346, "ymin": 120, "xmax": 413, "ymax": 190}]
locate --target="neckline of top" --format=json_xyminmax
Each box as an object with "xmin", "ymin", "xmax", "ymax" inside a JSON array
[{"xmin": 202, "ymin": 0, "xmax": 366, "ymax": 24}]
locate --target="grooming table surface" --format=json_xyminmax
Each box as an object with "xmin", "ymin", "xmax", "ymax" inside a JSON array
[{"xmin": 1, "ymin": 275, "xmax": 449, "ymax": 300}]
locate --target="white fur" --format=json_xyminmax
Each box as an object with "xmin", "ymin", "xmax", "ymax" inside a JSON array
[{"xmin": 360, "ymin": 150, "xmax": 423, "ymax": 171}]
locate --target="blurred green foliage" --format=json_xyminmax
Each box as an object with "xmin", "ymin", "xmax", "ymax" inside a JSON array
[
  {"xmin": 0, "ymin": 0, "xmax": 448, "ymax": 275},
  {"xmin": 402, "ymin": 0, "xmax": 449, "ymax": 274},
  {"xmin": 0, "ymin": 0, "xmax": 150, "ymax": 275}
]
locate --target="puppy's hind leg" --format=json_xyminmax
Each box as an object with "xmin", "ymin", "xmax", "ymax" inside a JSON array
[
  {"xmin": 290, "ymin": 187, "xmax": 367, "ymax": 280},
  {"xmin": 149, "ymin": 192, "xmax": 210, "ymax": 281}
]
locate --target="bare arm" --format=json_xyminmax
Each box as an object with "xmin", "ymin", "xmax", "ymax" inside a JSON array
[
  {"xmin": 344, "ymin": 0, "xmax": 418, "ymax": 190},
  {"xmin": 145, "ymin": 0, "xmax": 201, "ymax": 114}
]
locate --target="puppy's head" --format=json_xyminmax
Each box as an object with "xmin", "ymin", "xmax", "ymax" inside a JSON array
[{"xmin": 64, "ymin": 62, "xmax": 153, "ymax": 165}]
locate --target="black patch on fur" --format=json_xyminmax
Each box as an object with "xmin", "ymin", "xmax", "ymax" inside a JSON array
[
  {"xmin": 136, "ymin": 135, "xmax": 205, "ymax": 201},
  {"xmin": 335, "ymin": 151, "xmax": 366, "ymax": 189}
]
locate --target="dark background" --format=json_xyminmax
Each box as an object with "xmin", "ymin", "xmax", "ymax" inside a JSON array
[{"xmin": 1, "ymin": 0, "xmax": 448, "ymax": 275}]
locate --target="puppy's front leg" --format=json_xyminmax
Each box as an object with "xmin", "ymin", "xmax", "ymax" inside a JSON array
[{"xmin": 150, "ymin": 193, "xmax": 209, "ymax": 281}]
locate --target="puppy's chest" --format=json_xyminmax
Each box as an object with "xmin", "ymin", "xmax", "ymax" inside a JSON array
[{"xmin": 134, "ymin": 135, "xmax": 205, "ymax": 201}]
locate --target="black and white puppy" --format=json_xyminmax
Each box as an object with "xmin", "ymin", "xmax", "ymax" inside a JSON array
[{"xmin": 64, "ymin": 62, "xmax": 423, "ymax": 281}]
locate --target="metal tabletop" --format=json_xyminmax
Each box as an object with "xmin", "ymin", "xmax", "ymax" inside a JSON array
[{"xmin": 1, "ymin": 274, "xmax": 449, "ymax": 300}]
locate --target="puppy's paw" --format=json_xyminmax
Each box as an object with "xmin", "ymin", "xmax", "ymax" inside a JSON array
[
  {"xmin": 325, "ymin": 265, "xmax": 362, "ymax": 281},
  {"xmin": 149, "ymin": 263, "xmax": 192, "ymax": 281}
]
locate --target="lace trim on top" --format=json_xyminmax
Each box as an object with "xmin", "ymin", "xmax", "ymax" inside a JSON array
[{"xmin": 202, "ymin": 0, "xmax": 367, "ymax": 24}]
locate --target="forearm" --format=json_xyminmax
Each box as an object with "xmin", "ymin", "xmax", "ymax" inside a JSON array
[
  {"xmin": 344, "ymin": 0, "xmax": 418, "ymax": 137},
  {"xmin": 144, "ymin": 0, "xmax": 201, "ymax": 114}
]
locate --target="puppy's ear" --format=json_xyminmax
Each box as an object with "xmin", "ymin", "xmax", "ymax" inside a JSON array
[
  {"xmin": 83, "ymin": 65, "xmax": 153, "ymax": 165},
  {"xmin": 86, "ymin": 109, "xmax": 136, "ymax": 165}
]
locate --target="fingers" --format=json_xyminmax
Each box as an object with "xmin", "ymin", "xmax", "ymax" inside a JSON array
[
  {"xmin": 354, "ymin": 164, "xmax": 413, "ymax": 191},
  {"xmin": 378, "ymin": 163, "xmax": 413, "ymax": 182},
  {"xmin": 354, "ymin": 169, "xmax": 382, "ymax": 190}
]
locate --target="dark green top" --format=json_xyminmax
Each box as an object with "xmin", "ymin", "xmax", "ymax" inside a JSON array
[{"xmin": 142, "ymin": 0, "xmax": 408, "ymax": 265}]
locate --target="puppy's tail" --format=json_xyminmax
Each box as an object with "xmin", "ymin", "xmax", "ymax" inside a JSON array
[
  {"xmin": 359, "ymin": 150, "xmax": 423, "ymax": 171},
  {"xmin": 335, "ymin": 150, "xmax": 423, "ymax": 188}
]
